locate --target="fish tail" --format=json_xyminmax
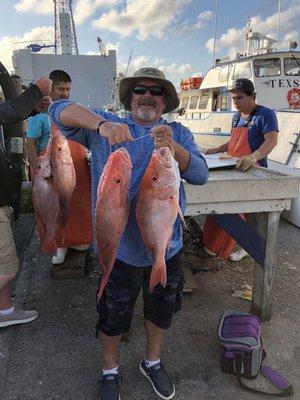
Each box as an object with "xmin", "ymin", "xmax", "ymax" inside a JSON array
[
  {"xmin": 149, "ymin": 258, "xmax": 167, "ymax": 292},
  {"xmin": 97, "ymin": 274, "xmax": 109, "ymax": 300}
]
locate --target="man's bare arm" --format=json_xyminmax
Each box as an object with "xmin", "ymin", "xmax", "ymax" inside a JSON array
[{"xmin": 25, "ymin": 138, "xmax": 39, "ymax": 169}]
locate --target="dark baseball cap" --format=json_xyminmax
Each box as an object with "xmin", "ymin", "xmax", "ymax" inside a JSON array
[{"xmin": 228, "ymin": 78, "xmax": 255, "ymax": 95}]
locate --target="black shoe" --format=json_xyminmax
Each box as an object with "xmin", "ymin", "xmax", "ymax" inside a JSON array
[
  {"xmin": 99, "ymin": 374, "xmax": 121, "ymax": 400},
  {"xmin": 139, "ymin": 360, "xmax": 175, "ymax": 400}
]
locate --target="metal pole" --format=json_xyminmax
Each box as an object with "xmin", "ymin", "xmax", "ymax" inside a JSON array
[
  {"xmin": 212, "ymin": 0, "xmax": 219, "ymax": 66},
  {"xmin": 125, "ymin": 50, "xmax": 133, "ymax": 77},
  {"xmin": 276, "ymin": 0, "xmax": 281, "ymax": 51}
]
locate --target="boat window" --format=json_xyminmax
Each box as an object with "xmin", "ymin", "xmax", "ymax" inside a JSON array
[
  {"xmin": 180, "ymin": 96, "xmax": 189, "ymax": 109},
  {"xmin": 232, "ymin": 61, "xmax": 251, "ymax": 79},
  {"xmin": 189, "ymin": 95, "xmax": 199, "ymax": 109},
  {"xmin": 284, "ymin": 57, "xmax": 300, "ymax": 76},
  {"xmin": 254, "ymin": 58, "xmax": 281, "ymax": 77},
  {"xmin": 198, "ymin": 90, "xmax": 209, "ymax": 109},
  {"xmin": 219, "ymin": 66, "xmax": 230, "ymax": 82}
]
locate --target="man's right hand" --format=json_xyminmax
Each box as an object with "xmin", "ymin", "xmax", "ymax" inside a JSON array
[
  {"xmin": 205, "ymin": 147, "xmax": 220, "ymax": 155},
  {"xmin": 33, "ymin": 77, "xmax": 52, "ymax": 96},
  {"xmin": 98, "ymin": 121, "xmax": 133, "ymax": 146}
]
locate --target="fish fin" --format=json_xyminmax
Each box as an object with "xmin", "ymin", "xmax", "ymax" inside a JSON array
[
  {"xmin": 178, "ymin": 206, "xmax": 186, "ymax": 226},
  {"xmin": 166, "ymin": 233, "xmax": 172, "ymax": 253},
  {"xmin": 97, "ymin": 273, "xmax": 109, "ymax": 300},
  {"xmin": 150, "ymin": 258, "xmax": 167, "ymax": 292},
  {"xmin": 170, "ymin": 197, "xmax": 186, "ymax": 226}
]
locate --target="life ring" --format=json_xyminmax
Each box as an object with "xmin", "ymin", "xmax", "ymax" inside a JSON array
[{"xmin": 287, "ymin": 88, "xmax": 300, "ymax": 106}]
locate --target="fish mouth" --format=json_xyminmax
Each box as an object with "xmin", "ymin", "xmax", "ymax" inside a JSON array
[
  {"xmin": 156, "ymin": 147, "xmax": 173, "ymax": 166},
  {"xmin": 115, "ymin": 147, "xmax": 132, "ymax": 165}
]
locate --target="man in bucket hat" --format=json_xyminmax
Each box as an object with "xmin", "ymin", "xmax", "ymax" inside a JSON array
[
  {"xmin": 203, "ymin": 78, "xmax": 278, "ymax": 262},
  {"xmin": 49, "ymin": 67, "xmax": 208, "ymax": 400}
]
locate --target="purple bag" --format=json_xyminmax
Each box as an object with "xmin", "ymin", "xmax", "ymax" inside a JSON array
[{"xmin": 218, "ymin": 310, "xmax": 293, "ymax": 397}]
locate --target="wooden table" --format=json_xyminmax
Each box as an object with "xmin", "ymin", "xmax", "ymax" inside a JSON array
[{"xmin": 184, "ymin": 167, "xmax": 299, "ymax": 321}]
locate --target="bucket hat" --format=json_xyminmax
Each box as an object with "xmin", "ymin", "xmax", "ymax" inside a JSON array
[{"xmin": 119, "ymin": 67, "xmax": 179, "ymax": 113}]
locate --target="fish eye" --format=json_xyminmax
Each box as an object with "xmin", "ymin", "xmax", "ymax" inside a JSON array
[
  {"xmin": 114, "ymin": 178, "xmax": 121, "ymax": 184},
  {"xmin": 58, "ymin": 147, "xmax": 62, "ymax": 151},
  {"xmin": 152, "ymin": 176, "xmax": 157, "ymax": 181}
]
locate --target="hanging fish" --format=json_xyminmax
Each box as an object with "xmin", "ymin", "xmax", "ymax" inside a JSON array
[
  {"xmin": 96, "ymin": 148, "xmax": 132, "ymax": 299},
  {"xmin": 50, "ymin": 130, "xmax": 76, "ymax": 240},
  {"xmin": 136, "ymin": 147, "xmax": 183, "ymax": 292},
  {"xmin": 32, "ymin": 140, "xmax": 60, "ymax": 253}
]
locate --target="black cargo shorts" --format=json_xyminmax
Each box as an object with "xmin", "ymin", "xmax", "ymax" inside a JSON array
[{"xmin": 95, "ymin": 251, "xmax": 183, "ymax": 337}]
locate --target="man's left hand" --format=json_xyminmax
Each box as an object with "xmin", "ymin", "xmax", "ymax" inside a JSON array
[
  {"xmin": 150, "ymin": 125, "xmax": 175, "ymax": 155},
  {"xmin": 35, "ymin": 96, "xmax": 51, "ymax": 113},
  {"xmin": 236, "ymin": 154, "xmax": 258, "ymax": 171}
]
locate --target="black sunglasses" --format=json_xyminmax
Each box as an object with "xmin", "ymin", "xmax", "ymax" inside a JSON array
[{"xmin": 132, "ymin": 85, "xmax": 165, "ymax": 96}]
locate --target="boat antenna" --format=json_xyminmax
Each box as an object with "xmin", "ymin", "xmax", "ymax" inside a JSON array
[
  {"xmin": 125, "ymin": 49, "xmax": 133, "ymax": 77},
  {"xmin": 212, "ymin": 0, "xmax": 219, "ymax": 66},
  {"xmin": 276, "ymin": 0, "xmax": 281, "ymax": 51}
]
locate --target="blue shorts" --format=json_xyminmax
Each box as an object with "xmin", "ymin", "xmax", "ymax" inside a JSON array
[{"xmin": 95, "ymin": 251, "xmax": 183, "ymax": 336}]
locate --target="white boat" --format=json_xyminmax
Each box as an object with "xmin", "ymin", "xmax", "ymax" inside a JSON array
[{"xmin": 171, "ymin": 22, "xmax": 300, "ymax": 227}]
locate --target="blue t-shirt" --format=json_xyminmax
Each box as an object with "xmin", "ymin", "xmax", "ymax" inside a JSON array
[
  {"xmin": 49, "ymin": 99, "xmax": 209, "ymax": 267},
  {"xmin": 26, "ymin": 113, "xmax": 50, "ymax": 152},
  {"xmin": 232, "ymin": 105, "xmax": 278, "ymax": 167}
]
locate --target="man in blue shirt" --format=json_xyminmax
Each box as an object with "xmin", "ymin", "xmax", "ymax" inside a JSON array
[{"xmin": 49, "ymin": 67, "xmax": 208, "ymax": 400}]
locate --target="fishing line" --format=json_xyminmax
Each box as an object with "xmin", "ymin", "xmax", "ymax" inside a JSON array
[
  {"xmin": 131, "ymin": 133, "xmax": 151, "ymax": 142},
  {"xmin": 109, "ymin": 133, "xmax": 151, "ymax": 153}
]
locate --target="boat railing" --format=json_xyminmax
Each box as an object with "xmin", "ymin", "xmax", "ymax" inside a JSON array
[
  {"xmin": 274, "ymin": 108, "xmax": 300, "ymax": 113},
  {"xmin": 175, "ymin": 109, "xmax": 235, "ymax": 121}
]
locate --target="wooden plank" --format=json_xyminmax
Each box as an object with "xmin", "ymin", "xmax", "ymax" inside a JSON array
[
  {"xmin": 251, "ymin": 211, "xmax": 281, "ymax": 321},
  {"xmin": 184, "ymin": 174, "xmax": 299, "ymax": 204},
  {"xmin": 183, "ymin": 266, "xmax": 198, "ymax": 293},
  {"xmin": 185, "ymin": 199, "xmax": 291, "ymax": 215}
]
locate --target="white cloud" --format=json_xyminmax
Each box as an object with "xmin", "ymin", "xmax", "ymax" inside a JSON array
[
  {"xmin": 174, "ymin": 10, "xmax": 214, "ymax": 36},
  {"xmin": 0, "ymin": 26, "xmax": 54, "ymax": 72},
  {"xmin": 115, "ymin": 53, "xmax": 193, "ymax": 90},
  {"xmin": 205, "ymin": 4, "xmax": 300, "ymax": 58},
  {"xmin": 14, "ymin": 0, "xmax": 53, "ymax": 14},
  {"xmin": 74, "ymin": 0, "xmax": 120, "ymax": 25},
  {"xmin": 91, "ymin": 0, "xmax": 192, "ymax": 40},
  {"xmin": 14, "ymin": 0, "xmax": 119, "ymax": 22}
]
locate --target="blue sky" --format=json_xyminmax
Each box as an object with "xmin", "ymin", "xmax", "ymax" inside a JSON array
[{"xmin": 0, "ymin": 0, "xmax": 299, "ymax": 88}]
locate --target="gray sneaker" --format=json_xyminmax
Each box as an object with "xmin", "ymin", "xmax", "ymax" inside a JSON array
[{"xmin": 0, "ymin": 308, "xmax": 38, "ymax": 328}]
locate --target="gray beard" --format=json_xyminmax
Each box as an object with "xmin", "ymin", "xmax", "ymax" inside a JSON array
[{"xmin": 136, "ymin": 108, "xmax": 157, "ymax": 122}]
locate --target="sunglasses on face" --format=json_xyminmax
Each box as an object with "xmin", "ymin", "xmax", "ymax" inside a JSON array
[{"xmin": 132, "ymin": 85, "xmax": 165, "ymax": 96}]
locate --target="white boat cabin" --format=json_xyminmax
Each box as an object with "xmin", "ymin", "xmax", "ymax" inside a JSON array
[{"xmin": 177, "ymin": 50, "xmax": 300, "ymax": 123}]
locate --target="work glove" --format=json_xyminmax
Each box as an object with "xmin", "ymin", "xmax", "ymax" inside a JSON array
[{"xmin": 236, "ymin": 151, "xmax": 260, "ymax": 172}]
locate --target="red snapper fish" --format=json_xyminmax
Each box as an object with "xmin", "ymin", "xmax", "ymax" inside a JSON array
[
  {"xmin": 136, "ymin": 147, "xmax": 183, "ymax": 292},
  {"xmin": 32, "ymin": 142, "xmax": 60, "ymax": 253},
  {"xmin": 50, "ymin": 130, "xmax": 76, "ymax": 237},
  {"xmin": 96, "ymin": 148, "xmax": 132, "ymax": 299}
]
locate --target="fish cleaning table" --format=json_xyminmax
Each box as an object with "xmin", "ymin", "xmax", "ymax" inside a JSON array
[{"xmin": 184, "ymin": 167, "xmax": 300, "ymax": 321}]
